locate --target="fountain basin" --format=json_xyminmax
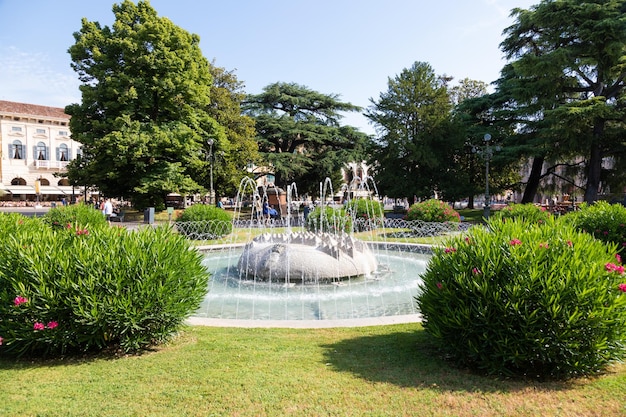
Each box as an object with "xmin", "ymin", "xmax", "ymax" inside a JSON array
[
  {"xmin": 237, "ymin": 232, "xmax": 378, "ymax": 283},
  {"xmin": 194, "ymin": 243, "xmax": 431, "ymax": 321}
]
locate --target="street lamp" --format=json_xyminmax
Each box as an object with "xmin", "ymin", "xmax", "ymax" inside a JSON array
[{"xmin": 207, "ymin": 139, "xmax": 214, "ymax": 205}]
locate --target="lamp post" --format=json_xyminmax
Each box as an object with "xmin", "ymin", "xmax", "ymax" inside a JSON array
[{"xmin": 207, "ymin": 139, "xmax": 214, "ymax": 205}]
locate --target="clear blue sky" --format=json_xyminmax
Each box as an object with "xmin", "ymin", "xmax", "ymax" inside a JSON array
[{"xmin": 0, "ymin": 0, "xmax": 538, "ymax": 134}]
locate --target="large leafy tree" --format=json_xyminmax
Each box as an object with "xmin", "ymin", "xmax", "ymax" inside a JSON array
[
  {"xmin": 244, "ymin": 82, "xmax": 368, "ymax": 195},
  {"xmin": 65, "ymin": 0, "xmax": 225, "ymax": 208},
  {"xmin": 365, "ymin": 61, "xmax": 462, "ymax": 200},
  {"xmin": 499, "ymin": 0, "xmax": 626, "ymax": 203}
]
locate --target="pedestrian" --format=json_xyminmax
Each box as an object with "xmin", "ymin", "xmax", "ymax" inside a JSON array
[{"xmin": 103, "ymin": 198, "xmax": 113, "ymax": 221}]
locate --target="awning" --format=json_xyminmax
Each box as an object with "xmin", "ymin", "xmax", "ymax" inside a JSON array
[
  {"xmin": 5, "ymin": 186, "xmax": 37, "ymax": 195},
  {"xmin": 56, "ymin": 186, "xmax": 82, "ymax": 195},
  {"xmin": 39, "ymin": 186, "xmax": 64, "ymax": 195}
]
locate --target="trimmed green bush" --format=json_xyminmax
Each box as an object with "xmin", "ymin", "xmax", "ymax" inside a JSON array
[
  {"xmin": 490, "ymin": 203, "xmax": 551, "ymax": 224},
  {"xmin": 176, "ymin": 203, "xmax": 233, "ymax": 239},
  {"xmin": 417, "ymin": 217, "xmax": 626, "ymax": 379},
  {"xmin": 345, "ymin": 198, "xmax": 385, "ymax": 231},
  {"xmin": 0, "ymin": 215, "xmax": 209, "ymax": 357},
  {"xmin": 305, "ymin": 206, "xmax": 352, "ymax": 234},
  {"xmin": 406, "ymin": 199, "xmax": 460, "ymax": 222},
  {"xmin": 562, "ymin": 201, "xmax": 626, "ymax": 254},
  {"xmin": 42, "ymin": 203, "xmax": 109, "ymax": 229}
]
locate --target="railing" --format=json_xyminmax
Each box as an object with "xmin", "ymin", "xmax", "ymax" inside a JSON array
[
  {"xmin": 34, "ymin": 160, "xmax": 70, "ymax": 169},
  {"xmin": 172, "ymin": 218, "xmax": 474, "ymax": 243}
]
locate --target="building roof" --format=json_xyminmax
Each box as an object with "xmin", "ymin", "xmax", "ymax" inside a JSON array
[{"xmin": 0, "ymin": 100, "xmax": 69, "ymax": 120}]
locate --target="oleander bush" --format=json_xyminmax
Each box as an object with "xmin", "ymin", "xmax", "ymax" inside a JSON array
[
  {"xmin": 42, "ymin": 203, "xmax": 109, "ymax": 229},
  {"xmin": 175, "ymin": 203, "xmax": 233, "ymax": 239},
  {"xmin": 0, "ymin": 215, "xmax": 209, "ymax": 357},
  {"xmin": 406, "ymin": 199, "xmax": 460, "ymax": 222},
  {"xmin": 345, "ymin": 198, "xmax": 385, "ymax": 231},
  {"xmin": 305, "ymin": 206, "xmax": 352, "ymax": 234},
  {"xmin": 562, "ymin": 201, "xmax": 626, "ymax": 254},
  {"xmin": 490, "ymin": 203, "xmax": 551, "ymax": 224},
  {"xmin": 417, "ymin": 217, "xmax": 626, "ymax": 379}
]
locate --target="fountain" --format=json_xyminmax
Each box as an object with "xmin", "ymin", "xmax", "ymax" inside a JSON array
[{"xmin": 189, "ymin": 177, "xmax": 435, "ymax": 325}]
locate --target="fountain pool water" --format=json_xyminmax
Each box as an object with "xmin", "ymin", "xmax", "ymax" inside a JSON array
[{"xmin": 192, "ymin": 244, "xmax": 431, "ymax": 321}]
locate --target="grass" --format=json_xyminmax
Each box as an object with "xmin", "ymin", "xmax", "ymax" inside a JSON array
[{"xmin": 1, "ymin": 324, "xmax": 624, "ymax": 417}]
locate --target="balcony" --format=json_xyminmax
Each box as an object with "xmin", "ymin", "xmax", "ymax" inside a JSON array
[{"xmin": 34, "ymin": 160, "xmax": 70, "ymax": 169}]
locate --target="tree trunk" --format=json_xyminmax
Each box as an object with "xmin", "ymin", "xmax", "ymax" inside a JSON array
[
  {"xmin": 521, "ymin": 156, "xmax": 544, "ymax": 203},
  {"xmin": 467, "ymin": 194, "xmax": 475, "ymax": 209},
  {"xmin": 584, "ymin": 120, "xmax": 605, "ymax": 203}
]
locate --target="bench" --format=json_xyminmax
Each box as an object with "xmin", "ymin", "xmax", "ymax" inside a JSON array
[{"xmin": 109, "ymin": 211, "xmax": 125, "ymax": 222}]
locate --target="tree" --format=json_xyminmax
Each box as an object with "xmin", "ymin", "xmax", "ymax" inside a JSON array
[
  {"xmin": 365, "ymin": 61, "xmax": 462, "ymax": 201},
  {"xmin": 499, "ymin": 0, "xmax": 626, "ymax": 203},
  {"xmin": 244, "ymin": 82, "xmax": 368, "ymax": 195},
  {"xmin": 200, "ymin": 62, "xmax": 258, "ymax": 199},
  {"xmin": 65, "ymin": 0, "xmax": 225, "ymax": 209}
]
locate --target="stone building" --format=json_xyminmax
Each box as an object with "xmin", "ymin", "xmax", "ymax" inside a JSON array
[{"xmin": 0, "ymin": 100, "xmax": 82, "ymax": 204}]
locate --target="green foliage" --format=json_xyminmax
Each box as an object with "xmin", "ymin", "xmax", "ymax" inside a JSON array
[
  {"xmin": 0, "ymin": 215, "xmax": 209, "ymax": 357},
  {"xmin": 41, "ymin": 203, "xmax": 108, "ymax": 229},
  {"xmin": 244, "ymin": 82, "xmax": 367, "ymax": 192},
  {"xmin": 499, "ymin": 1, "xmax": 626, "ymax": 203},
  {"xmin": 66, "ymin": 0, "xmax": 226, "ymax": 207},
  {"xmin": 365, "ymin": 61, "xmax": 463, "ymax": 200},
  {"xmin": 406, "ymin": 199, "xmax": 461, "ymax": 223},
  {"xmin": 417, "ymin": 217, "xmax": 626, "ymax": 379},
  {"xmin": 305, "ymin": 206, "xmax": 352, "ymax": 234},
  {"xmin": 490, "ymin": 203, "xmax": 551, "ymax": 224},
  {"xmin": 345, "ymin": 198, "xmax": 384, "ymax": 231},
  {"xmin": 563, "ymin": 201, "xmax": 626, "ymax": 254},
  {"xmin": 176, "ymin": 203, "xmax": 233, "ymax": 239}
]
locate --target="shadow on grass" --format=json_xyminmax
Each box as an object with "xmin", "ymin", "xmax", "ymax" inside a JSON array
[{"xmin": 320, "ymin": 328, "xmax": 574, "ymax": 393}]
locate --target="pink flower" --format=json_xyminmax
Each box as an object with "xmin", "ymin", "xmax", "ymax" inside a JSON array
[
  {"xmin": 0, "ymin": 336, "xmax": 3, "ymax": 345},
  {"xmin": 33, "ymin": 322, "xmax": 45, "ymax": 331},
  {"xmin": 76, "ymin": 229, "xmax": 89, "ymax": 236},
  {"xmin": 567, "ymin": 240, "xmax": 573, "ymax": 247},
  {"xmin": 619, "ymin": 283, "xmax": 626, "ymax": 292},
  {"xmin": 46, "ymin": 321, "xmax": 58, "ymax": 329},
  {"xmin": 472, "ymin": 268, "xmax": 482, "ymax": 275},
  {"xmin": 510, "ymin": 239, "xmax": 522, "ymax": 246},
  {"xmin": 465, "ymin": 237, "xmax": 471, "ymax": 244},
  {"xmin": 66, "ymin": 223, "xmax": 72, "ymax": 229},
  {"xmin": 605, "ymin": 263, "xmax": 625, "ymax": 274},
  {"xmin": 13, "ymin": 296, "xmax": 28, "ymax": 306},
  {"xmin": 616, "ymin": 254, "xmax": 622, "ymax": 264},
  {"xmin": 436, "ymin": 282, "xmax": 443, "ymax": 290},
  {"xmin": 539, "ymin": 243, "xmax": 549, "ymax": 249},
  {"xmin": 444, "ymin": 247, "xmax": 457, "ymax": 253}
]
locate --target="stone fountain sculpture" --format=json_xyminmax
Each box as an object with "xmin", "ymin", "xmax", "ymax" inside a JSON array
[{"xmin": 237, "ymin": 231, "xmax": 378, "ymax": 283}]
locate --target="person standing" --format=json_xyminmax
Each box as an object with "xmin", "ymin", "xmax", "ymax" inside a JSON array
[{"xmin": 103, "ymin": 198, "xmax": 113, "ymax": 221}]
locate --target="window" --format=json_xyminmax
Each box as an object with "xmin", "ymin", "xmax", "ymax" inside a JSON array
[
  {"xmin": 36, "ymin": 142, "xmax": 47, "ymax": 160},
  {"xmin": 10, "ymin": 140, "xmax": 24, "ymax": 159},
  {"xmin": 36, "ymin": 128, "xmax": 46, "ymax": 134},
  {"xmin": 58, "ymin": 144, "xmax": 69, "ymax": 161},
  {"xmin": 58, "ymin": 130, "xmax": 68, "ymax": 137},
  {"xmin": 11, "ymin": 126, "xmax": 22, "ymax": 132}
]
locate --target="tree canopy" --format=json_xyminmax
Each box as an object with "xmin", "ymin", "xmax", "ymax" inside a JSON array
[
  {"xmin": 244, "ymin": 82, "xmax": 368, "ymax": 195},
  {"xmin": 498, "ymin": 0, "xmax": 626, "ymax": 203},
  {"xmin": 365, "ymin": 61, "xmax": 463, "ymax": 200},
  {"xmin": 65, "ymin": 0, "xmax": 248, "ymax": 208}
]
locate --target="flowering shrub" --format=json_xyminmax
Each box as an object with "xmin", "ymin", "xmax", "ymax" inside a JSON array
[
  {"xmin": 405, "ymin": 199, "xmax": 460, "ymax": 223},
  {"xmin": 417, "ymin": 217, "xmax": 626, "ymax": 379},
  {"xmin": 305, "ymin": 206, "xmax": 352, "ymax": 234},
  {"xmin": 562, "ymin": 201, "xmax": 626, "ymax": 253},
  {"xmin": 0, "ymin": 214, "xmax": 208, "ymax": 357},
  {"xmin": 490, "ymin": 203, "xmax": 551, "ymax": 224},
  {"xmin": 42, "ymin": 203, "xmax": 108, "ymax": 229},
  {"xmin": 345, "ymin": 198, "xmax": 385, "ymax": 231},
  {"xmin": 176, "ymin": 203, "xmax": 233, "ymax": 239}
]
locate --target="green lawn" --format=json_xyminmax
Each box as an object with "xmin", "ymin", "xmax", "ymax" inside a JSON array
[{"xmin": 1, "ymin": 324, "xmax": 624, "ymax": 417}]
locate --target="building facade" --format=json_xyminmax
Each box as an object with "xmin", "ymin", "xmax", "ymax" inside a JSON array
[{"xmin": 0, "ymin": 100, "xmax": 82, "ymax": 204}]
